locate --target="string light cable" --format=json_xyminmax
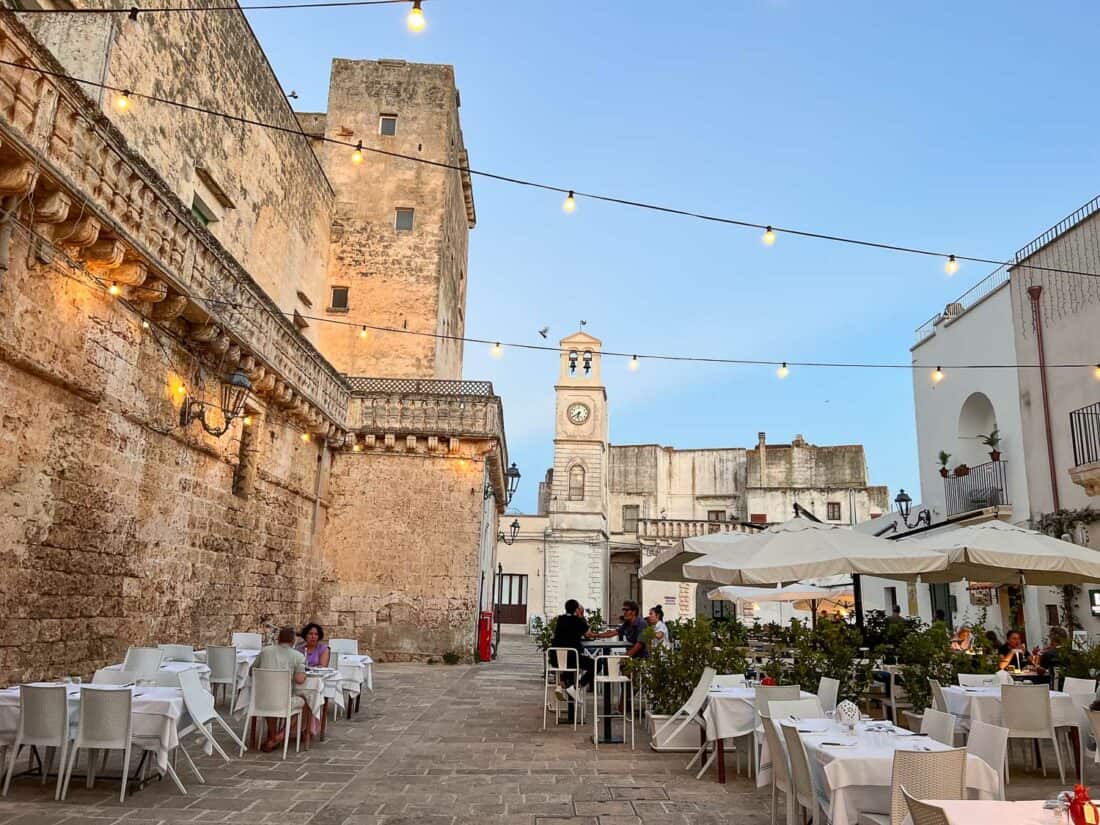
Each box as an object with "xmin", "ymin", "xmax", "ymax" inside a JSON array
[
  {"xmin": 3, "ymin": 57, "xmax": 1100, "ymax": 282},
  {"xmin": 8, "ymin": 0, "xmax": 416, "ymax": 14}
]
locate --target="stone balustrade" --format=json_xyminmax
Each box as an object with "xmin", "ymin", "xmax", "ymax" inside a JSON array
[{"xmin": 637, "ymin": 518, "xmax": 758, "ymax": 541}]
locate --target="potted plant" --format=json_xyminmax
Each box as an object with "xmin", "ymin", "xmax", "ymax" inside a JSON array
[
  {"xmin": 938, "ymin": 451, "xmax": 951, "ymax": 478},
  {"xmin": 954, "ymin": 463, "xmax": 970, "ymax": 477},
  {"xmin": 980, "ymin": 429, "xmax": 1002, "ymax": 462}
]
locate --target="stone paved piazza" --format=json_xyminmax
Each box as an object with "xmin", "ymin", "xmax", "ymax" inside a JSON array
[{"xmin": 0, "ymin": 635, "xmax": 1068, "ymax": 825}]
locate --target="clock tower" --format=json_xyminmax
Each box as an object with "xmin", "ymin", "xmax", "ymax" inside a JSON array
[{"xmin": 545, "ymin": 331, "xmax": 610, "ymax": 616}]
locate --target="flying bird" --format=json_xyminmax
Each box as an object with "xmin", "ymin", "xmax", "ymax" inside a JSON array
[
  {"xmin": 538, "ymin": 327, "xmax": 549, "ymax": 339},
  {"xmin": 579, "ymin": 319, "xmax": 587, "ymax": 328}
]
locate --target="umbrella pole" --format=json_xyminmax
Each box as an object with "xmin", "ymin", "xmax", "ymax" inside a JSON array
[
  {"xmin": 853, "ymin": 573, "xmax": 865, "ymax": 630},
  {"xmin": 811, "ymin": 600, "xmax": 818, "ymax": 631}
]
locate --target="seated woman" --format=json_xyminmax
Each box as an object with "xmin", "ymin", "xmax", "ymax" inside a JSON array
[
  {"xmin": 1032, "ymin": 626, "xmax": 1068, "ymax": 675},
  {"xmin": 295, "ymin": 622, "xmax": 331, "ymax": 668},
  {"xmin": 998, "ymin": 629, "xmax": 1028, "ymax": 671},
  {"xmin": 951, "ymin": 626, "xmax": 974, "ymax": 652}
]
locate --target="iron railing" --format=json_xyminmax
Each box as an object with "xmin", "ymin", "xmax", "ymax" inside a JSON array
[
  {"xmin": 1071, "ymin": 402, "xmax": 1100, "ymax": 467},
  {"xmin": 943, "ymin": 460, "xmax": 1010, "ymax": 515},
  {"xmin": 346, "ymin": 377, "xmax": 494, "ymax": 397},
  {"xmin": 914, "ymin": 265, "xmax": 1010, "ymax": 343},
  {"xmin": 1013, "ymin": 194, "xmax": 1100, "ymax": 263}
]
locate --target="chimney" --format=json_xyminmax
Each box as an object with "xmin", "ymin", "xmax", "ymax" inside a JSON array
[{"xmin": 758, "ymin": 432, "xmax": 767, "ymax": 487}]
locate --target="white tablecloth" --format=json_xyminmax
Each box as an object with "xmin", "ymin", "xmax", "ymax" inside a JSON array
[
  {"xmin": 916, "ymin": 799, "xmax": 1049, "ymax": 825},
  {"xmin": 105, "ymin": 661, "xmax": 211, "ymax": 692},
  {"xmin": 337, "ymin": 654, "xmax": 373, "ymax": 692},
  {"xmin": 942, "ymin": 685, "xmax": 1082, "ymax": 728},
  {"xmin": 799, "ymin": 720, "xmax": 998, "ymax": 825},
  {"xmin": 0, "ymin": 684, "xmax": 185, "ymax": 771}
]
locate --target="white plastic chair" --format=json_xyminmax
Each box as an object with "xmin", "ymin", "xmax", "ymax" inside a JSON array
[
  {"xmin": 328, "ymin": 638, "xmax": 359, "ymax": 655},
  {"xmin": 920, "ymin": 707, "xmax": 956, "ymax": 746},
  {"xmin": 966, "ymin": 719, "xmax": 1008, "ymax": 799},
  {"xmin": 122, "ymin": 647, "xmax": 164, "ymax": 677},
  {"xmin": 1083, "ymin": 709, "xmax": 1100, "ymax": 784},
  {"xmin": 146, "ymin": 670, "xmax": 182, "ymax": 688},
  {"xmin": 1063, "ymin": 677, "xmax": 1097, "ymax": 709},
  {"xmin": 1, "ymin": 685, "xmax": 71, "ymax": 800},
  {"xmin": 817, "ymin": 676, "xmax": 840, "ymax": 713},
  {"xmin": 994, "ymin": 670, "xmax": 1014, "ymax": 685},
  {"xmin": 758, "ymin": 711, "xmax": 791, "ymax": 825},
  {"xmin": 781, "ymin": 722, "xmax": 829, "ymax": 825},
  {"xmin": 544, "ymin": 647, "xmax": 584, "ymax": 730},
  {"xmin": 769, "ymin": 697, "xmax": 825, "ymax": 723},
  {"xmin": 902, "ymin": 787, "xmax": 951, "ymax": 825},
  {"xmin": 60, "ymin": 687, "xmax": 134, "ymax": 802},
  {"xmin": 593, "ymin": 655, "xmax": 633, "ymax": 750},
  {"xmin": 175, "ymin": 669, "xmax": 244, "ymax": 782},
  {"xmin": 205, "ymin": 645, "xmax": 239, "ymax": 708},
  {"xmin": 857, "ymin": 747, "xmax": 966, "ymax": 825},
  {"xmin": 957, "ymin": 673, "xmax": 996, "ymax": 687},
  {"xmin": 884, "ymin": 670, "xmax": 911, "ymax": 723},
  {"xmin": 653, "ymin": 666, "xmax": 715, "ymax": 752},
  {"xmin": 711, "ymin": 674, "xmax": 747, "ymax": 689},
  {"xmin": 928, "ymin": 679, "xmax": 948, "ymax": 713},
  {"xmin": 752, "ymin": 685, "xmax": 801, "ymax": 779},
  {"xmin": 157, "ymin": 644, "xmax": 195, "ymax": 662},
  {"xmin": 231, "ymin": 632, "xmax": 263, "ymax": 651},
  {"xmin": 239, "ymin": 668, "xmax": 305, "ymax": 759},
  {"xmin": 92, "ymin": 669, "xmax": 138, "ymax": 686},
  {"xmin": 1001, "ymin": 684, "xmax": 1064, "ymax": 782}
]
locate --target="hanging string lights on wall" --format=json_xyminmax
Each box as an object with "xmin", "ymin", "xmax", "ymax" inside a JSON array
[{"xmin": 406, "ymin": 0, "xmax": 425, "ymax": 31}]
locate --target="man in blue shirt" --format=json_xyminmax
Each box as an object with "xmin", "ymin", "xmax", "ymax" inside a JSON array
[{"xmin": 594, "ymin": 600, "xmax": 648, "ymax": 658}]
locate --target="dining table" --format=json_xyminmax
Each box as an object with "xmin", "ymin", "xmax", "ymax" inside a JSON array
[
  {"xmin": 103, "ymin": 660, "xmax": 212, "ymax": 691},
  {"xmin": 194, "ymin": 648, "xmax": 260, "ymax": 711},
  {"xmin": 581, "ymin": 639, "xmax": 630, "ymax": 743},
  {"xmin": 792, "ymin": 718, "xmax": 999, "ymax": 825},
  {"xmin": 913, "ymin": 799, "xmax": 1050, "ymax": 825},
  {"xmin": 702, "ymin": 686, "xmax": 816, "ymax": 785},
  {"xmin": 940, "ymin": 685, "xmax": 1082, "ymax": 728},
  {"xmin": 0, "ymin": 683, "xmax": 186, "ymax": 773}
]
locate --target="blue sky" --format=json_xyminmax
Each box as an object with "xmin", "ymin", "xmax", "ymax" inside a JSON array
[{"xmin": 249, "ymin": 1, "xmax": 1100, "ymax": 514}]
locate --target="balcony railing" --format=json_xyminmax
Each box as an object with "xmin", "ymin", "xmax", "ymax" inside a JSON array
[
  {"xmin": 1071, "ymin": 402, "xmax": 1100, "ymax": 467},
  {"xmin": 636, "ymin": 518, "xmax": 758, "ymax": 540},
  {"xmin": 943, "ymin": 460, "xmax": 1010, "ymax": 515}
]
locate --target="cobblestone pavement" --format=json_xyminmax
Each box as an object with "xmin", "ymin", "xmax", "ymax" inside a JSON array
[{"xmin": 0, "ymin": 635, "xmax": 1074, "ymax": 825}]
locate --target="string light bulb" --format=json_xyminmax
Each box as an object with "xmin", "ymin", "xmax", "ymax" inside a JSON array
[
  {"xmin": 359, "ymin": 325, "xmax": 368, "ymax": 339},
  {"xmin": 141, "ymin": 319, "xmax": 150, "ymax": 329},
  {"xmin": 406, "ymin": 0, "xmax": 425, "ymax": 32},
  {"xmin": 176, "ymin": 384, "xmax": 186, "ymax": 396},
  {"xmin": 108, "ymin": 282, "xmax": 121, "ymax": 296},
  {"xmin": 242, "ymin": 415, "xmax": 253, "ymax": 427},
  {"xmin": 932, "ymin": 366, "xmax": 945, "ymax": 383},
  {"xmin": 300, "ymin": 432, "xmax": 311, "ymax": 443},
  {"xmin": 945, "ymin": 255, "xmax": 959, "ymax": 276},
  {"xmin": 352, "ymin": 441, "xmax": 363, "ymax": 452},
  {"xmin": 562, "ymin": 190, "xmax": 576, "ymax": 214},
  {"xmin": 351, "ymin": 141, "xmax": 364, "ymax": 164},
  {"xmin": 629, "ymin": 355, "xmax": 639, "ymax": 372},
  {"xmin": 762, "ymin": 226, "xmax": 776, "ymax": 246},
  {"xmin": 490, "ymin": 342, "xmax": 503, "ymax": 359},
  {"xmin": 776, "ymin": 361, "xmax": 789, "ymax": 379},
  {"xmin": 1094, "ymin": 364, "xmax": 1100, "ymax": 381},
  {"xmin": 115, "ymin": 89, "xmax": 131, "ymax": 111}
]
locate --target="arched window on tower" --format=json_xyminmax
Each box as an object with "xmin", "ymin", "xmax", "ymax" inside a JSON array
[{"xmin": 568, "ymin": 465, "xmax": 585, "ymax": 501}]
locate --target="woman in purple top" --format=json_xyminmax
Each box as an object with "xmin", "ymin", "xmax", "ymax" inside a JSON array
[{"xmin": 296, "ymin": 622, "xmax": 331, "ymax": 667}]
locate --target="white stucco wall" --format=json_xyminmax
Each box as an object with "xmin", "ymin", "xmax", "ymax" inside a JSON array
[{"xmin": 495, "ymin": 515, "xmax": 549, "ymax": 627}]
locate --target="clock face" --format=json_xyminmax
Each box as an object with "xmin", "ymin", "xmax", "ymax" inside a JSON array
[{"xmin": 567, "ymin": 403, "xmax": 590, "ymax": 425}]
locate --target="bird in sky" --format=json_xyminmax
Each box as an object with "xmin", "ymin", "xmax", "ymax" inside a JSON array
[{"xmin": 538, "ymin": 327, "xmax": 549, "ymax": 339}]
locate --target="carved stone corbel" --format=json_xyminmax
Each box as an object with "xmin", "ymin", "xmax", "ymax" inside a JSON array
[
  {"xmin": 129, "ymin": 278, "xmax": 167, "ymax": 304},
  {"xmin": 151, "ymin": 294, "xmax": 187, "ymax": 321},
  {"xmin": 50, "ymin": 215, "xmax": 100, "ymax": 249},
  {"xmin": 238, "ymin": 354, "xmax": 257, "ymax": 374},
  {"xmin": 187, "ymin": 323, "xmax": 220, "ymax": 343},
  {"xmin": 181, "ymin": 302, "xmax": 211, "ymax": 325},
  {"xmin": 254, "ymin": 373, "xmax": 275, "ymax": 394},
  {"xmin": 111, "ymin": 260, "xmax": 148, "ymax": 286},
  {"xmin": 205, "ymin": 333, "xmax": 230, "ymax": 357},
  {"xmin": 32, "ymin": 190, "xmax": 72, "ymax": 225},
  {"xmin": 82, "ymin": 237, "xmax": 126, "ymax": 273},
  {"xmin": 0, "ymin": 160, "xmax": 38, "ymax": 197},
  {"xmin": 224, "ymin": 344, "xmax": 241, "ymax": 367}
]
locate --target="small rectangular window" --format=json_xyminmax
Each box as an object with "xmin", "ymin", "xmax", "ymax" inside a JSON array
[
  {"xmin": 827, "ymin": 502, "xmax": 842, "ymax": 521},
  {"xmin": 379, "ymin": 114, "xmax": 397, "ymax": 136},
  {"xmin": 884, "ymin": 586, "xmax": 898, "ymax": 611},
  {"xmin": 622, "ymin": 505, "xmax": 639, "ymax": 533},
  {"xmin": 750, "ymin": 513, "xmax": 768, "ymax": 525},
  {"xmin": 707, "ymin": 510, "xmax": 726, "ymax": 522},
  {"xmin": 329, "ymin": 286, "xmax": 349, "ymax": 311},
  {"xmin": 1046, "ymin": 604, "xmax": 1060, "ymax": 627},
  {"xmin": 191, "ymin": 193, "xmax": 217, "ymax": 227},
  {"xmin": 395, "ymin": 207, "xmax": 415, "ymax": 231}
]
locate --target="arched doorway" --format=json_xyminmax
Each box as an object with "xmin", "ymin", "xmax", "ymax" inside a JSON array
[{"xmin": 956, "ymin": 392, "xmax": 998, "ymax": 467}]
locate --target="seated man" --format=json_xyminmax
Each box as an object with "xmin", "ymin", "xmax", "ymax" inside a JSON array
[
  {"xmin": 257, "ymin": 626, "xmax": 307, "ymax": 752},
  {"xmin": 549, "ymin": 599, "xmax": 595, "ymax": 702},
  {"xmin": 593, "ymin": 601, "xmax": 648, "ymax": 658}
]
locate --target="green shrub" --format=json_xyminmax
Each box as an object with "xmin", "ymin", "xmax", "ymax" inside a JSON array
[{"xmin": 442, "ymin": 650, "xmax": 462, "ymax": 665}]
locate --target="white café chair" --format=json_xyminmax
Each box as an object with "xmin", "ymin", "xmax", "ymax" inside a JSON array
[
  {"xmin": 751, "ymin": 685, "xmax": 801, "ymax": 780},
  {"xmin": 957, "ymin": 673, "xmax": 996, "ymax": 687},
  {"xmin": 157, "ymin": 644, "xmax": 195, "ymax": 663},
  {"xmin": 231, "ymin": 632, "xmax": 263, "ymax": 651},
  {"xmin": 857, "ymin": 746, "xmax": 966, "ymax": 825},
  {"xmin": 328, "ymin": 638, "xmax": 359, "ymax": 655},
  {"xmin": 239, "ymin": 668, "xmax": 306, "ymax": 760},
  {"xmin": 711, "ymin": 674, "xmax": 747, "ymax": 689},
  {"xmin": 593, "ymin": 655, "xmax": 633, "ymax": 751},
  {"xmin": 122, "ymin": 647, "xmax": 164, "ymax": 677},
  {"xmin": 145, "ymin": 670, "xmax": 182, "ymax": 688},
  {"xmin": 1, "ymin": 685, "xmax": 71, "ymax": 800},
  {"xmin": 966, "ymin": 720, "xmax": 1008, "ymax": 799},
  {"xmin": 1063, "ymin": 676, "xmax": 1097, "ymax": 707},
  {"xmin": 781, "ymin": 722, "xmax": 830, "ymax": 825},
  {"xmin": 758, "ymin": 711, "xmax": 792, "ymax": 825},
  {"xmin": 544, "ymin": 647, "xmax": 583, "ymax": 731},
  {"xmin": 1001, "ymin": 683, "xmax": 1064, "ymax": 782},
  {"xmin": 205, "ymin": 645, "xmax": 239, "ymax": 709},
  {"xmin": 654, "ymin": 666, "xmax": 714, "ymax": 756},
  {"xmin": 92, "ymin": 669, "xmax": 139, "ymax": 686},
  {"xmin": 1083, "ymin": 709, "xmax": 1100, "ymax": 784},
  {"xmin": 928, "ymin": 679, "xmax": 948, "ymax": 713},
  {"xmin": 994, "ymin": 670, "xmax": 1014, "ymax": 685},
  {"xmin": 176, "ymin": 669, "xmax": 245, "ymax": 782},
  {"xmin": 883, "ymin": 669, "xmax": 911, "ymax": 723},
  {"xmin": 769, "ymin": 697, "xmax": 825, "ymax": 724},
  {"xmin": 902, "ymin": 787, "xmax": 951, "ymax": 825},
  {"xmin": 60, "ymin": 687, "xmax": 134, "ymax": 802},
  {"xmin": 817, "ymin": 676, "xmax": 840, "ymax": 714},
  {"xmin": 919, "ymin": 707, "xmax": 956, "ymax": 746}
]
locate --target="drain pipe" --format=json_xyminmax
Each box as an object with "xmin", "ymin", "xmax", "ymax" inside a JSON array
[{"xmin": 1027, "ymin": 285, "xmax": 1060, "ymax": 511}]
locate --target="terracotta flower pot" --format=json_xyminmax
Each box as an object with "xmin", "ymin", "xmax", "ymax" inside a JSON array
[
  {"xmin": 989, "ymin": 450, "xmax": 1001, "ymax": 461},
  {"xmin": 939, "ymin": 468, "xmax": 949, "ymax": 478},
  {"xmin": 955, "ymin": 465, "xmax": 970, "ymax": 477}
]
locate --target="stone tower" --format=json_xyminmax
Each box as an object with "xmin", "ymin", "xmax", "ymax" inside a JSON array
[
  {"xmin": 303, "ymin": 58, "xmax": 476, "ymax": 379},
  {"xmin": 545, "ymin": 331, "xmax": 610, "ymax": 616}
]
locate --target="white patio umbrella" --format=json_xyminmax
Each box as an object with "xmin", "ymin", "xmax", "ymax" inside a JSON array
[
  {"xmin": 638, "ymin": 530, "xmax": 754, "ymax": 583},
  {"xmin": 706, "ymin": 583, "xmax": 855, "ymax": 605},
  {"xmin": 681, "ymin": 516, "xmax": 949, "ymax": 585},
  {"xmin": 899, "ymin": 520, "xmax": 1100, "ymax": 586}
]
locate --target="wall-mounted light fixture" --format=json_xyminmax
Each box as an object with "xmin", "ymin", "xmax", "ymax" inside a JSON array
[
  {"xmin": 484, "ymin": 462, "xmax": 522, "ymax": 504},
  {"xmin": 179, "ymin": 369, "xmax": 251, "ymax": 437},
  {"xmin": 894, "ymin": 489, "xmax": 932, "ymax": 530},
  {"xmin": 498, "ymin": 518, "xmax": 520, "ymax": 545}
]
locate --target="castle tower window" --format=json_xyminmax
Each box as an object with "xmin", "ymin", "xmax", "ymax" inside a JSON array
[
  {"xmin": 379, "ymin": 114, "xmax": 398, "ymax": 136},
  {"xmin": 826, "ymin": 501, "xmax": 842, "ymax": 521},
  {"xmin": 568, "ymin": 465, "xmax": 585, "ymax": 501},
  {"xmin": 329, "ymin": 286, "xmax": 349, "ymax": 312},
  {"xmin": 395, "ymin": 207, "xmax": 415, "ymax": 231},
  {"xmin": 622, "ymin": 504, "xmax": 639, "ymax": 533}
]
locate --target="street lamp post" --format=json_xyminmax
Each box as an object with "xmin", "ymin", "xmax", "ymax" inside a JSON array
[{"xmin": 894, "ymin": 489, "xmax": 932, "ymax": 530}]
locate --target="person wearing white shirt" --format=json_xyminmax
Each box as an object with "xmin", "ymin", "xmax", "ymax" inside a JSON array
[{"xmin": 647, "ymin": 605, "xmax": 670, "ymax": 650}]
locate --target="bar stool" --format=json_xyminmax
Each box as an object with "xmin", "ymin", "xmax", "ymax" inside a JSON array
[
  {"xmin": 544, "ymin": 647, "xmax": 584, "ymax": 730},
  {"xmin": 594, "ymin": 654, "xmax": 634, "ymax": 750}
]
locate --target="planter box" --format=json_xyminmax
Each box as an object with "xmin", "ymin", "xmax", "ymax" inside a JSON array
[
  {"xmin": 648, "ymin": 714, "xmax": 702, "ymax": 752},
  {"xmin": 901, "ymin": 710, "xmax": 924, "ymax": 732}
]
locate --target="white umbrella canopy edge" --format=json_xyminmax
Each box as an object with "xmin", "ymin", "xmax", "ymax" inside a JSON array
[{"xmin": 638, "ymin": 531, "xmax": 754, "ymax": 583}]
